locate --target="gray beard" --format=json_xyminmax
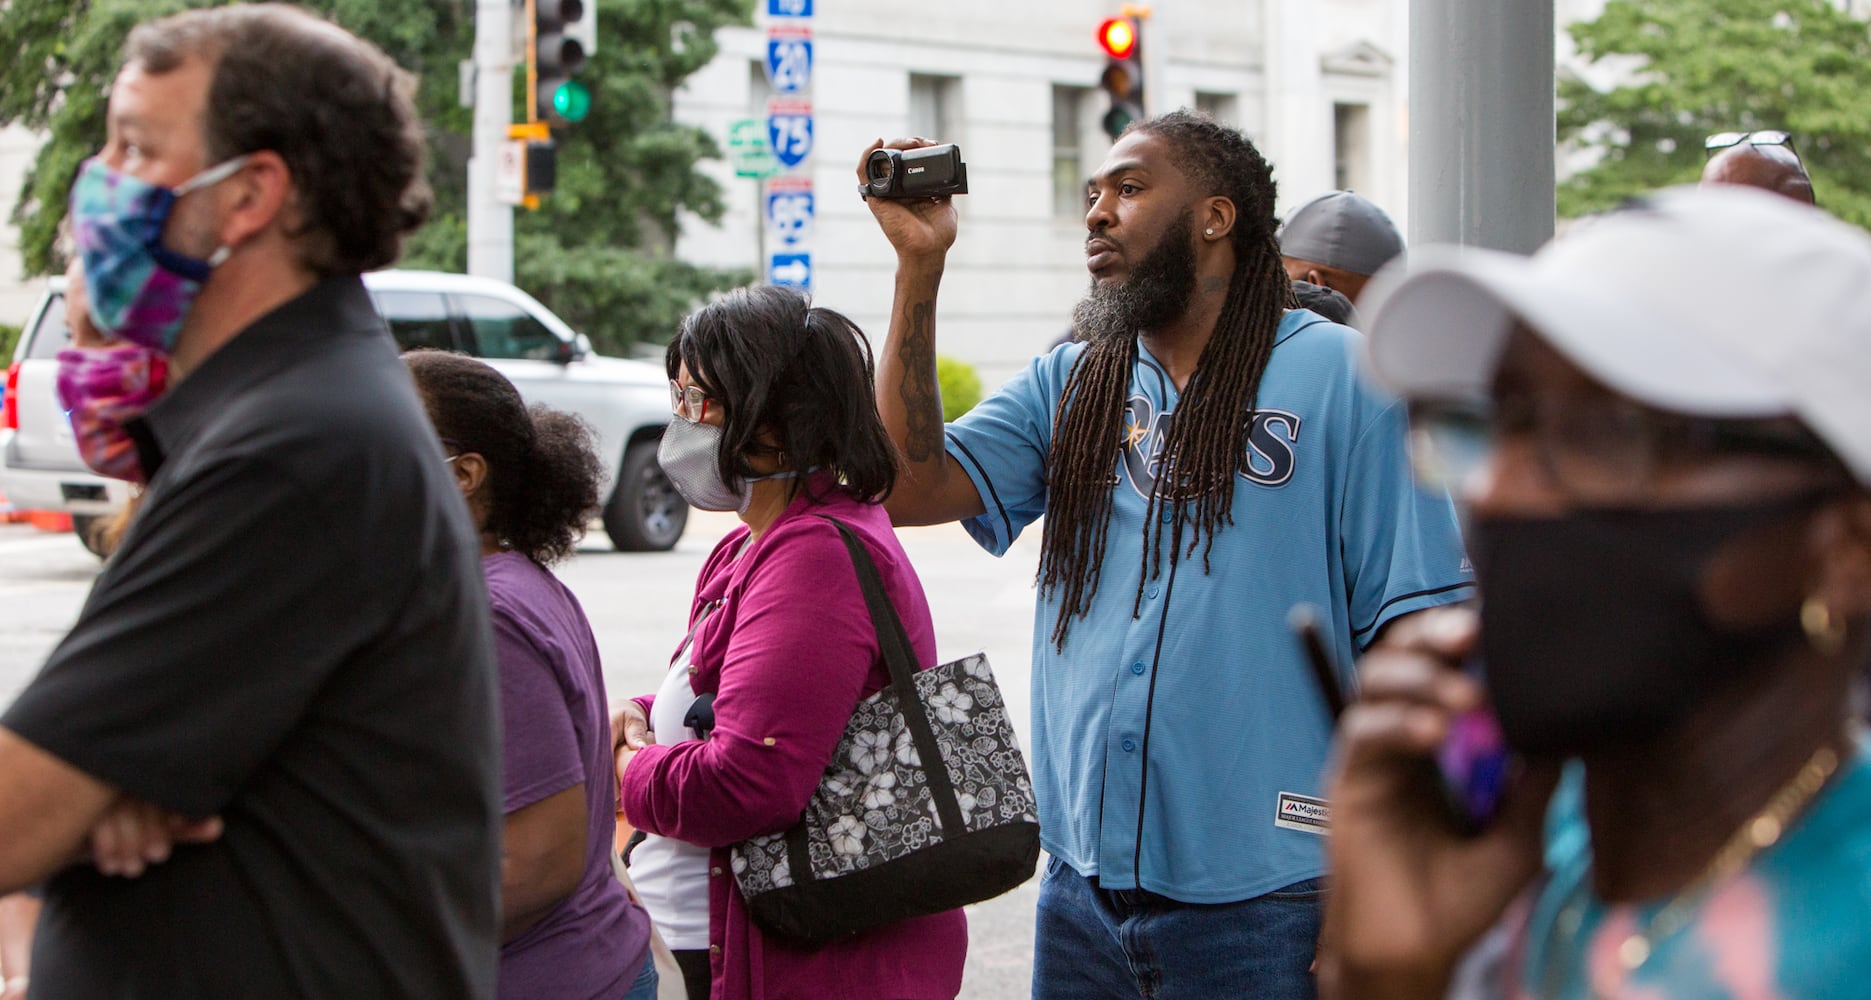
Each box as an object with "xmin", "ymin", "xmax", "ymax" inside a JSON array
[{"xmin": 1071, "ymin": 210, "xmax": 1199, "ymax": 346}]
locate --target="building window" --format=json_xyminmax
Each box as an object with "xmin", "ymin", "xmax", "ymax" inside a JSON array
[
  {"xmin": 909, "ymin": 73, "xmax": 962, "ymax": 141},
  {"xmin": 1333, "ymin": 102, "xmax": 1372, "ymax": 192},
  {"xmin": 1053, "ymin": 85, "xmax": 1090, "ymax": 218},
  {"xmin": 1194, "ymin": 91, "xmax": 1238, "ymax": 125}
]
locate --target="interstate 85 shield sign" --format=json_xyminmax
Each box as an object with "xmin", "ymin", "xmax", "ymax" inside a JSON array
[{"xmin": 766, "ymin": 178, "xmax": 814, "ymax": 246}]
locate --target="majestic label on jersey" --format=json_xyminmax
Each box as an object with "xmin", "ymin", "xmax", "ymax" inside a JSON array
[{"xmin": 1274, "ymin": 791, "xmax": 1330, "ymax": 835}]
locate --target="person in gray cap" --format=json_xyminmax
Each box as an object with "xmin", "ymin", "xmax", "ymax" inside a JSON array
[
  {"xmin": 1316, "ymin": 184, "xmax": 1871, "ymax": 999},
  {"xmin": 1701, "ymin": 130, "xmax": 1816, "ymax": 206},
  {"xmin": 1279, "ymin": 190, "xmax": 1405, "ymax": 306}
]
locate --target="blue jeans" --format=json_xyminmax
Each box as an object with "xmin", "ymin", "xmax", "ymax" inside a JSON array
[
  {"xmin": 1031, "ymin": 856, "xmax": 1323, "ymax": 1000},
  {"xmin": 618, "ymin": 950, "xmax": 659, "ymax": 1000}
]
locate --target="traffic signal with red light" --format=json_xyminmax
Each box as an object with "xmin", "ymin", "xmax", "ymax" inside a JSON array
[
  {"xmin": 1097, "ymin": 16, "xmax": 1144, "ymax": 139},
  {"xmin": 533, "ymin": 0, "xmax": 591, "ymax": 124},
  {"xmin": 1097, "ymin": 16, "xmax": 1136, "ymax": 60}
]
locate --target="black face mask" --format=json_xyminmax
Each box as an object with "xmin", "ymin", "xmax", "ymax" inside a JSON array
[{"xmin": 1470, "ymin": 496, "xmax": 1821, "ymax": 757}]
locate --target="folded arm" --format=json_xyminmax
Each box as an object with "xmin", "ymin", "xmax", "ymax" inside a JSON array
[{"xmin": 0, "ymin": 728, "xmax": 115, "ymax": 893}]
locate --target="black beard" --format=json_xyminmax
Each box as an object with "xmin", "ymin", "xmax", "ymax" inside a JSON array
[{"xmin": 1072, "ymin": 210, "xmax": 1199, "ymax": 346}]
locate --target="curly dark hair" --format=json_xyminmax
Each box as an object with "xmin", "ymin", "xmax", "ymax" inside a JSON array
[
  {"xmin": 125, "ymin": 4, "xmax": 431, "ymax": 277},
  {"xmin": 1039, "ymin": 109, "xmax": 1296, "ymax": 647},
  {"xmin": 668, "ymin": 285, "xmax": 897, "ymax": 505},
  {"xmin": 404, "ymin": 351, "xmax": 602, "ymax": 566}
]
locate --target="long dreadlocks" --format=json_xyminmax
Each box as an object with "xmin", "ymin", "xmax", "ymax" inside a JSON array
[{"xmin": 1038, "ymin": 110, "xmax": 1297, "ymax": 649}]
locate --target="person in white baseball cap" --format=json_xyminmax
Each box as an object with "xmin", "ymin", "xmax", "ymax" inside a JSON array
[{"xmin": 1317, "ymin": 185, "xmax": 1871, "ymax": 1000}]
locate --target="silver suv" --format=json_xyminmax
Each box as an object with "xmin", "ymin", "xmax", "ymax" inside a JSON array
[{"xmin": 1, "ymin": 270, "xmax": 687, "ymax": 555}]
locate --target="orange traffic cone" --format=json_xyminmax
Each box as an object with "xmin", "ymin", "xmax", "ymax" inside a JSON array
[
  {"xmin": 0, "ymin": 487, "xmax": 29, "ymax": 525},
  {"xmin": 27, "ymin": 511, "xmax": 73, "ymax": 533}
]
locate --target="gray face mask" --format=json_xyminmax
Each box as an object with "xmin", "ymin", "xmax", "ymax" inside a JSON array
[{"xmin": 657, "ymin": 416, "xmax": 797, "ymax": 515}]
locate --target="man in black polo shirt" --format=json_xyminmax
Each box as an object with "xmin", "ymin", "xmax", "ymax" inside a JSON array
[{"xmin": 0, "ymin": 7, "xmax": 500, "ymax": 997}]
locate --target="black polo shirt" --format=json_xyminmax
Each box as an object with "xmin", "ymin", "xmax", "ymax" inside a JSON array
[{"xmin": 3, "ymin": 276, "xmax": 501, "ymax": 998}]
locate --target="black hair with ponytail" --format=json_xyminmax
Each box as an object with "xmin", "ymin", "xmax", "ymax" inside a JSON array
[{"xmin": 404, "ymin": 350, "xmax": 603, "ymax": 565}]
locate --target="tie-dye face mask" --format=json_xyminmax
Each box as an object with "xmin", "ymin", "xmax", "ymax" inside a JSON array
[
  {"xmin": 55, "ymin": 345, "xmax": 168, "ymax": 484},
  {"xmin": 68, "ymin": 155, "xmax": 247, "ymax": 354}
]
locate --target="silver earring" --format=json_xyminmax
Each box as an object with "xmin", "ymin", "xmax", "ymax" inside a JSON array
[{"xmin": 1205, "ymin": 228, "xmax": 1215, "ymax": 236}]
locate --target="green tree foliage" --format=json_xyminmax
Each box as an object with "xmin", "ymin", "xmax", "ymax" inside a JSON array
[
  {"xmin": 1558, "ymin": 0, "xmax": 1871, "ymax": 229},
  {"xmin": 0, "ymin": 0, "xmax": 754, "ymax": 354}
]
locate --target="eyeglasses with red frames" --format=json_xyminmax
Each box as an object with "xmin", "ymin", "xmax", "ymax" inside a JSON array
[{"xmin": 669, "ymin": 380, "xmax": 712, "ymax": 422}]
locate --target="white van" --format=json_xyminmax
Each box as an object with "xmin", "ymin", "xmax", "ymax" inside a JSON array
[{"xmin": 0, "ymin": 270, "xmax": 687, "ymax": 555}]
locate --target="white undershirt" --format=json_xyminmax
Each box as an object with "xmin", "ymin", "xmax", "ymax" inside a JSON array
[{"xmin": 627, "ymin": 606, "xmax": 716, "ymax": 950}]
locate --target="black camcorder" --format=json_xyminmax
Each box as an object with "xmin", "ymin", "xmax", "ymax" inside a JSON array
[{"xmin": 863, "ymin": 144, "xmax": 969, "ymax": 200}]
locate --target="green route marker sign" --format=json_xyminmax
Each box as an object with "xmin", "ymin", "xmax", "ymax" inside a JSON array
[{"xmin": 728, "ymin": 117, "xmax": 781, "ymax": 179}]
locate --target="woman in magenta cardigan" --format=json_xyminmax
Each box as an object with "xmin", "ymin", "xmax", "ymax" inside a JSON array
[{"xmin": 614, "ymin": 286, "xmax": 967, "ymax": 1000}]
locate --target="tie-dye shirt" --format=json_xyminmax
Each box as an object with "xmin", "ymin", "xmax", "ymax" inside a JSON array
[{"xmin": 1466, "ymin": 746, "xmax": 1871, "ymax": 999}]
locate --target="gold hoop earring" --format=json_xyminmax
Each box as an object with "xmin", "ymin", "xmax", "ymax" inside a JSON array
[{"xmin": 1801, "ymin": 595, "xmax": 1848, "ymax": 655}]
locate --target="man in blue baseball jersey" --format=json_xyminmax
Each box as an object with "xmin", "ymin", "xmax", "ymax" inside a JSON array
[{"xmin": 858, "ymin": 111, "xmax": 1473, "ymax": 999}]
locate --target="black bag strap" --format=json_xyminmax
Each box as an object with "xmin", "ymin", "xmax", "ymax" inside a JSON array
[{"xmin": 817, "ymin": 516, "xmax": 966, "ymax": 837}]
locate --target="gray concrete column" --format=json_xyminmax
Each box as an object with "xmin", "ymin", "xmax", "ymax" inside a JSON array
[
  {"xmin": 1409, "ymin": 0, "xmax": 1555, "ymax": 253},
  {"xmin": 467, "ymin": 0, "xmax": 515, "ymax": 282},
  {"xmin": 1263, "ymin": 0, "xmax": 1329, "ymax": 208}
]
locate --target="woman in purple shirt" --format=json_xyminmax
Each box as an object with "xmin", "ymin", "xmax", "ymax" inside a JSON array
[
  {"xmin": 407, "ymin": 351, "xmax": 658, "ymax": 1000},
  {"xmin": 614, "ymin": 287, "xmax": 967, "ymax": 1000}
]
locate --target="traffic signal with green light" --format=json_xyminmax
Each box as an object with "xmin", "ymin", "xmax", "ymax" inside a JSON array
[
  {"xmin": 1097, "ymin": 16, "xmax": 1144, "ymax": 139},
  {"xmin": 533, "ymin": 0, "xmax": 591, "ymax": 124}
]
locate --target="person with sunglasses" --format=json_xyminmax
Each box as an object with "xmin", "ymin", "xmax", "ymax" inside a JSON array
[
  {"xmin": 1702, "ymin": 130, "xmax": 1816, "ymax": 206},
  {"xmin": 405, "ymin": 351, "xmax": 661, "ymax": 1000},
  {"xmin": 612, "ymin": 285, "xmax": 967, "ymax": 1000},
  {"xmin": 1317, "ymin": 185, "xmax": 1871, "ymax": 999}
]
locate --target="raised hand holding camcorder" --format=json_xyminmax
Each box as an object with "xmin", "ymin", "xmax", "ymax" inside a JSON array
[{"xmin": 861, "ymin": 142, "xmax": 968, "ymax": 200}]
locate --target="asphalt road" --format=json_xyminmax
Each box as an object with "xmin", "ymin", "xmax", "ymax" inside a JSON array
[{"xmin": 0, "ymin": 509, "xmax": 1045, "ymax": 999}]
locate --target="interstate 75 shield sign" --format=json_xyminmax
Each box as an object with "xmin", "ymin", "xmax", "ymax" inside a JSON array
[{"xmin": 765, "ymin": 99, "xmax": 813, "ymax": 170}]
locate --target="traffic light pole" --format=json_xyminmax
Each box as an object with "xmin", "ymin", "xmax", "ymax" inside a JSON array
[
  {"xmin": 467, "ymin": 0, "xmax": 515, "ymax": 282},
  {"xmin": 1135, "ymin": 5, "xmax": 1167, "ymax": 117},
  {"xmin": 1408, "ymin": 0, "xmax": 1555, "ymax": 254}
]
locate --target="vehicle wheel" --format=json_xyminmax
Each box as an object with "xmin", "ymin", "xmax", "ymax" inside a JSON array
[
  {"xmin": 72, "ymin": 515, "xmax": 109, "ymax": 559},
  {"xmin": 604, "ymin": 439, "xmax": 688, "ymax": 552}
]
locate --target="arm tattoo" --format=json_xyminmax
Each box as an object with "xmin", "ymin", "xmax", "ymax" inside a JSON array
[{"xmin": 900, "ymin": 300, "xmax": 942, "ymax": 463}]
